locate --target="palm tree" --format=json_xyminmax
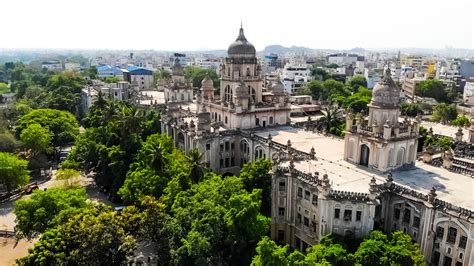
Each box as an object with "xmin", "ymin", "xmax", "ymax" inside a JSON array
[
  {"xmin": 141, "ymin": 140, "xmax": 166, "ymax": 173},
  {"xmin": 187, "ymin": 148, "xmax": 206, "ymax": 183},
  {"xmin": 115, "ymin": 105, "xmax": 143, "ymax": 136},
  {"xmin": 317, "ymin": 105, "xmax": 343, "ymax": 133}
]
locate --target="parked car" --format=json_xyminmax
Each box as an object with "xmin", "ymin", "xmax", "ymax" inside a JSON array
[{"xmin": 25, "ymin": 182, "xmax": 39, "ymax": 194}]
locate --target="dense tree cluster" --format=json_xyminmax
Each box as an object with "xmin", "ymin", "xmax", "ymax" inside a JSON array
[
  {"xmin": 64, "ymin": 96, "xmax": 161, "ymax": 197},
  {"xmin": 185, "ymin": 66, "xmax": 220, "ymax": 91},
  {"xmin": 415, "ymin": 79, "xmax": 456, "ymax": 103},
  {"xmin": 0, "ymin": 152, "xmax": 30, "ymax": 193},
  {"xmin": 252, "ymin": 231, "xmax": 425, "ymax": 266},
  {"xmin": 431, "ymin": 103, "xmax": 458, "ymax": 124}
]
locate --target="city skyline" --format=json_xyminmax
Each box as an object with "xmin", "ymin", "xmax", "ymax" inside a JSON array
[{"xmin": 2, "ymin": 0, "xmax": 473, "ymax": 51}]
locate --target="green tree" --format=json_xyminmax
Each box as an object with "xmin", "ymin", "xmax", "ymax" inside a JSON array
[
  {"xmin": 104, "ymin": 76, "xmax": 120, "ymax": 83},
  {"xmin": 452, "ymin": 115, "xmax": 471, "ymax": 127},
  {"xmin": 20, "ymin": 123, "xmax": 53, "ymax": 158},
  {"xmin": 119, "ymin": 167, "xmax": 169, "ymax": 204},
  {"xmin": 169, "ymin": 175, "xmax": 270, "ymax": 265},
  {"xmin": 312, "ymin": 68, "xmax": 328, "ymax": 81},
  {"xmin": 154, "ymin": 69, "xmax": 171, "ymax": 83},
  {"xmin": 416, "ymin": 79, "xmax": 450, "ymax": 103},
  {"xmin": 85, "ymin": 66, "xmax": 98, "ymax": 79},
  {"xmin": 354, "ymin": 231, "xmax": 425, "ymax": 265},
  {"xmin": 14, "ymin": 188, "xmax": 88, "ymax": 239},
  {"xmin": 0, "ymin": 131, "xmax": 20, "ymax": 152},
  {"xmin": 17, "ymin": 204, "xmax": 137, "ymax": 265},
  {"xmin": 327, "ymin": 63, "xmax": 339, "ymax": 69},
  {"xmin": 401, "ymin": 102, "xmax": 423, "ymax": 117},
  {"xmin": 16, "ymin": 108, "xmax": 79, "ymax": 146},
  {"xmin": 251, "ymin": 236, "xmax": 290, "ymax": 266},
  {"xmin": 185, "ymin": 66, "xmax": 220, "ymax": 89},
  {"xmin": 349, "ymin": 76, "xmax": 367, "ymax": 92},
  {"xmin": 0, "ymin": 82, "xmax": 10, "ymax": 93},
  {"xmin": 0, "ymin": 152, "xmax": 30, "ymax": 193},
  {"xmin": 317, "ymin": 105, "xmax": 344, "ymax": 133},
  {"xmin": 55, "ymin": 169, "xmax": 81, "ymax": 188},
  {"xmin": 431, "ymin": 103, "xmax": 457, "ymax": 124},
  {"xmin": 187, "ymin": 148, "xmax": 206, "ymax": 184},
  {"xmin": 240, "ymin": 159, "xmax": 272, "ymax": 216}
]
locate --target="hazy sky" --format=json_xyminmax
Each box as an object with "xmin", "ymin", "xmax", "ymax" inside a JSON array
[{"xmin": 3, "ymin": 0, "xmax": 473, "ymax": 51}]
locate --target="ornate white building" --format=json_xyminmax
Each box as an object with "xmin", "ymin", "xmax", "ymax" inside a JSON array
[
  {"xmin": 164, "ymin": 58, "xmax": 193, "ymax": 103},
  {"xmin": 160, "ymin": 26, "xmax": 474, "ymax": 266},
  {"xmin": 344, "ymin": 69, "xmax": 420, "ymax": 172}
]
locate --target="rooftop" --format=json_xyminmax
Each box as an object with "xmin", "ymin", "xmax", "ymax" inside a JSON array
[{"xmin": 254, "ymin": 126, "xmax": 474, "ymax": 210}]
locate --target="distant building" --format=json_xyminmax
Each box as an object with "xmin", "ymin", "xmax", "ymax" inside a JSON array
[
  {"xmin": 124, "ymin": 66, "xmax": 154, "ymax": 90},
  {"xmin": 64, "ymin": 62, "xmax": 81, "ymax": 71},
  {"xmin": 460, "ymin": 60, "xmax": 474, "ymax": 79},
  {"xmin": 41, "ymin": 61, "xmax": 63, "ymax": 71},
  {"xmin": 463, "ymin": 82, "xmax": 474, "ymax": 106},
  {"xmin": 364, "ymin": 68, "xmax": 382, "ymax": 89},
  {"xmin": 280, "ymin": 58, "xmax": 312, "ymax": 94},
  {"xmin": 81, "ymin": 81, "xmax": 138, "ymax": 115},
  {"xmin": 402, "ymin": 74, "xmax": 426, "ymax": 100},
  {"xmin": 97, "ymin": 65, "xmax": 126, "ymax": 79}
]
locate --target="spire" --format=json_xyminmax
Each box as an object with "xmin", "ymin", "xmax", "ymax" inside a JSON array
[{"xmin": 237, "ymin": 23, "xmax": 247, "ymax": 41}]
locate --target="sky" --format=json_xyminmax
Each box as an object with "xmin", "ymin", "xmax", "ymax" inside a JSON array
[{"xmin": 2, "ymin": 0, "xmax": 473, "ymax": 51}]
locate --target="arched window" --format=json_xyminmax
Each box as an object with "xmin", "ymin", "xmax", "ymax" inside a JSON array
[
  {"xmin": 225, "ymin": 116, "xmax": 228, "ymax": 124},
  {"xmin": 246, "ymin": 67, "xmax": 250, "ymax": 76},
  {"xmin": 248, "ymin": 86, "xmax": 256, "ymax": 102},
  {"xmin": 396, "ymin": 147, "xmax": 405, "ymax": 165},
  {"xmin": 269, "ymin": 117, "xmax": 274, "ymax": 125},
  {"xmin": 224, "ymin": 85, "xmax": 232, "ymax": 102},
  {"xmin": 255, "ymin": 146, "xmax": 265, "ymax": 160},
  {"xmin": 227, "ymin": 67, "xmax": 230, "ymax": 76}
]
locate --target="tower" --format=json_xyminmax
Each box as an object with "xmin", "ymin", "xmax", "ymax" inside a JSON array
[
  {"xmin": 220, "ymin": 26, "xmax": 262, "ymax": 106},
  {"xmin": 164, "ymin": 58, "xmax": 193, "ymax": 103},
  {"xmin": 344, "ymin": 68, "xmax": 419, "ymax": 172}
]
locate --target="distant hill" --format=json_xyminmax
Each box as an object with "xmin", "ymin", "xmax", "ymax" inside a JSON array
[{"xmin": 259, "ymin": 45, "xmax": 317, "ymax": 56}]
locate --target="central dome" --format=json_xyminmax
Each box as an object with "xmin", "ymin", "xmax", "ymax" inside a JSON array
[
  {"xmin": 370, "ymin": 68, "xmax": 400, "ymax": 108},
  {"xmin": 227, "ymin": 27, "xmax": 256, "ymax": 58}
]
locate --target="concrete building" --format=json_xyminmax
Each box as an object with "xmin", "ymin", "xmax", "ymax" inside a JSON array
[
  {"xmin": 402, "ymin": 74, "xmax": 426, "ymax": 100},
  {"xmin": 97, "ymin": 65, "xmax": 126, "ymax": 79},
  {"xmin": 64, "ymin": 62, "xmax": 81, "ymax": 71},
  {"xmin": 279, "ymin": 58, "xmax": 312, "ymax": 95},
  {"xmin": 41, "ymin": 61, "xmax": 63, "ymax": 71},
  {"xmin": 463, "ymin": 82, "xmax": 474, "ymax": 106},
  {"xmin": 124, "ymin": 66, "xmax": 154, "ymax": 90}
]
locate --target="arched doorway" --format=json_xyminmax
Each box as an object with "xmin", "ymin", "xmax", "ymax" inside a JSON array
[{"xmin": 360, "ymin": 144, "xmax": 370, "ymax": 166}]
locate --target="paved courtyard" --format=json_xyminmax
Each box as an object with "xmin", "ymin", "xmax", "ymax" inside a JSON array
[{"xmin": 255, "ymin": 126, "xmax": 474, "ymax": 210}]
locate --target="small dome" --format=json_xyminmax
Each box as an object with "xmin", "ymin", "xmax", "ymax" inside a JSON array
[
  {"xmin": 234, "ymin": 81, "xmax": 250, "ymax": 98},
  {"xmin": 201, "ymin": 76, "xmax": 214, "ymax": 88},
  {"xmin": 370, "ymin": 69, "xmax": 399, "ymax": 108},
  {"xmin": 271, "ymin": 79, "xmax": 285, "ymax": 95},
  {"xmin": 227, "ymin": 27, "xmax": 256, "ymax": 58}
]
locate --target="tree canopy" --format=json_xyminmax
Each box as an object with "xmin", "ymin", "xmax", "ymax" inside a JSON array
[
  {"xmin": 431, "ymin": 103, "xmax": 457, "ymax": 124},
  {"xmin": 16, "ymin": 108, "xmax": 79, "ymax": 146},
  {"xmin": 415, "ymin": 79, "xmax": 452, "ymax": 103},
  {"xmin": 14, "ymin": 188, "xmax": 88, "ymax": 239},
  {"xmin": 185, "ymin": 66, "xmax": 220, "ymax": 90},
  {"xmin": 0, "ymin": 152, "xmax": 30, "ymax": 193},
  {"xmin": 252, "ymin": 231, "xmax": 425, "ymax": 266},
  {"xmin": 17, "ymin": 204, "xmax": 136, "ymax": 266}
]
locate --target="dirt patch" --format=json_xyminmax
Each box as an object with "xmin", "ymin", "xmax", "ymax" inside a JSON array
[{"xmin": 0, "ymin": 237, "xmax": 36, "ymax": 265}]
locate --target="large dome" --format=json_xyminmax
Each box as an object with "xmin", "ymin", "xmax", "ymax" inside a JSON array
[
  {"xmin": 227, "ymin": 27, "xmax": 256, "ymax": 58},
  {"xmin": 370, "ymin": 69, "xmax": 400, "ymax": 108}
]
